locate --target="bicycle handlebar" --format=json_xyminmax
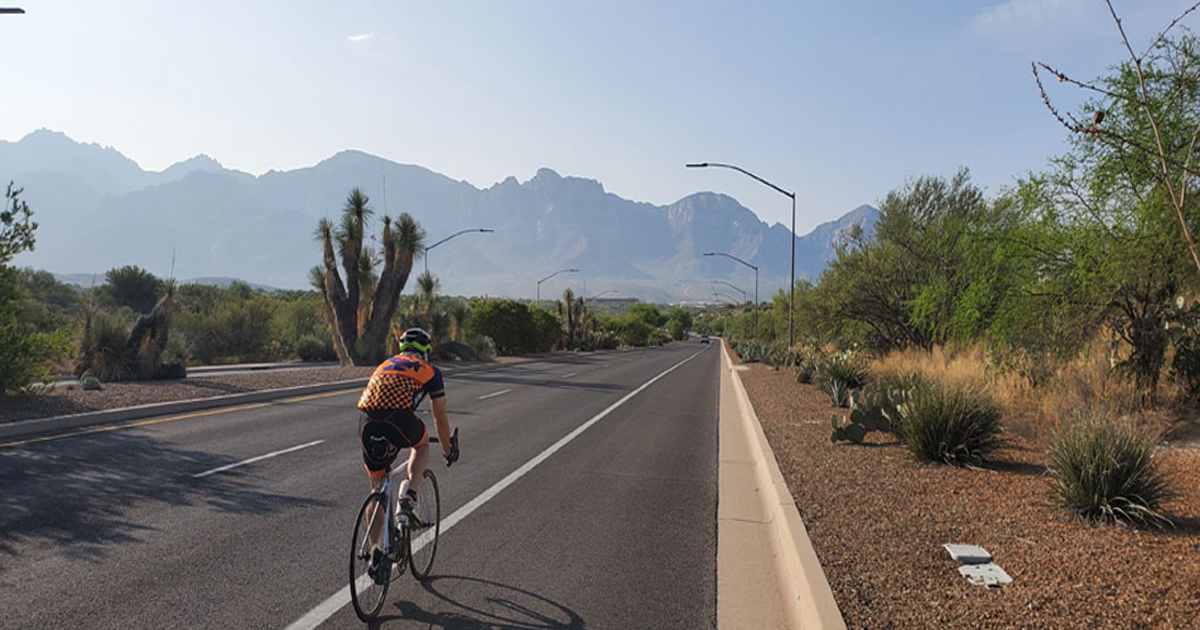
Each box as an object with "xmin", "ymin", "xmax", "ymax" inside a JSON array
[{"xmin": 429, "ymin": 427, "xmax": 460, "ymax": 466}]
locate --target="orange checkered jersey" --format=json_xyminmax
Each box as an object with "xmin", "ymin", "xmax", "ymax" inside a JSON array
[{"xmin": 357, "ymin": 353, "xmax": 446, "ymax": 412}]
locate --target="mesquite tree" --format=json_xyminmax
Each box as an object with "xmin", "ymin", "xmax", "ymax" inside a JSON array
[{"xmin": 315, "ymin": 188, "xmax": 424, "ymax": 365}]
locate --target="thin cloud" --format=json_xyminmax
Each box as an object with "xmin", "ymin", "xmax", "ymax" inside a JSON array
[
  {"xmin": 973, "ymin": 0, "xmax": 1090, "ymax": 34},
  {"xmin": 348, "ymin": 32, "xmax": 377, "ymax": 44}
]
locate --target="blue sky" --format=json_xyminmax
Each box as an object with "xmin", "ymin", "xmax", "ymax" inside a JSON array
[{"xmin": 1, "ymin": 0, "xmax": 1196, "ymax": 232}]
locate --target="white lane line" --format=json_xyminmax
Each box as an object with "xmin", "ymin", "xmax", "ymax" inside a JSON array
[
  {"xmin": 284, "ymin": 346, "xmax": 708, "ymax": 630},
  {"xmin": 193, "ymin": 440, "xmax": 325, "ymax": 478},
  {"xmin": 562, "ymin": 372, "xmax": 578, "ymax": 378},
  {"xmin": 477, "ymin": 388, "xmax": 513, "ymax": 400}
]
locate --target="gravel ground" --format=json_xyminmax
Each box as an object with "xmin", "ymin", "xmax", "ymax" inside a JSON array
[
  {"xmin": 739, "ymin": 363, "xmax": 1200, "ymax": 630},
  {"xmin": 0, "ymin": 366, "xmax": 376, "ymax": 424}
]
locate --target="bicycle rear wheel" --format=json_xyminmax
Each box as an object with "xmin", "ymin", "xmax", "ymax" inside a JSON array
[
  {"xmin": 350, "ymin": 492, "xmax": 391, "ymax": 621},
  {"xmin": 408, "ymin": 469, "xmax": 441, "ymax": 580}
]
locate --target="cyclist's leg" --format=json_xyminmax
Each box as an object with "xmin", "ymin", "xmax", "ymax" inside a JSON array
[
  {"xmin": 360, "ymin": 415, "xmax": 403, "ymax": 549},
  {"xmin": 389, "ymin": 409, "xmax": 429, "ymax": 493},
  {"xmin": 365, "ymin": 467, "xmax": 388, "ymax": 549},
  {"xmin": 406, "ymin": 442, "xmax": 429, "ymax": 492}
]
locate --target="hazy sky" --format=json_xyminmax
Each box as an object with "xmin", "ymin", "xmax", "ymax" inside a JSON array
[{"xmin": 2, "ymin": 0, "xmax": 1196, "ymax": 232}]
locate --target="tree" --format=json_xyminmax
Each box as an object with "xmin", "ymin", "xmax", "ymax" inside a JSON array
[
  {"xmin": 416, "ymin": 270, "xmax": 439, "ymax": 323},
  {"xmin": 315, "ymin": 188, "xmax": 425, "ymax": 365},
  {"xmin": 1, "ymin": 183, "xmax": 36, "ymax": 264},
  {"xmin": 1, "ymin": 185, "xmax": 70, "ymax": 395},
  {"xmin": 556, "ymin": 288, "xmax": 577, "ymax": 349},
  {"xmin": 666, "ymin": 307, "xmax": 693, "ymax": 341},
  {"xmin": 448, "ymin": 300, "xmax": 470, "ymax": 342},
  {"xmin": 102, "ymin": 265, "xmax": 161, "ymax": 314}
]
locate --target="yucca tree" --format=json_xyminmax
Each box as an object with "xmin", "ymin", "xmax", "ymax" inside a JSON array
[
  {"xmin": 557, "ymin": 288, "xmax": 579, "ymax": 349},
  {"xmin": 448, "ymin": 300, "xmax": 470, "ymax": 342},
  {"xmin": 415, "ymin": 270, "xmax": 439, "ymax": 322},
  {"xmin": 315, "ymin": 188, "xmax": 424, "ymax": 365}
]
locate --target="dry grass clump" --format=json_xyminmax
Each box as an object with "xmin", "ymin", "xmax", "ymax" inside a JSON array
[
  {"xmin": 869, "ymin": 338, "xmax": 1154, "ymax": 441},
  {"xmin": 897, "ymin": 380, "xmax": 1003, "ymax": 466},
  {"xmin": 1049, "ymin": 407, "xmax": 1175, "ymax": 527}
]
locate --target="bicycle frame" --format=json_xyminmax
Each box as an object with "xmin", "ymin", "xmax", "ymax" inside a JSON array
[{"xmin": 359, "ymin": 472, "xmax": 398, "ymax": 563}]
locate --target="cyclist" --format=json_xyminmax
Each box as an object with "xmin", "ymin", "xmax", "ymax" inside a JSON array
[{"xmin": 357, "ymin": 328, "xmax": 456, "ymax": 566}]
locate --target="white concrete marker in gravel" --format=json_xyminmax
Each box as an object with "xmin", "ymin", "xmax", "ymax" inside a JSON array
[
  {"xmin": 284, "ymin": 345, "xmax": 709, "ymax": 630},
  {"xmin": 193, "ymin": 440, "xmax": 325, "ymax": 478},
  {"xmin": 477, "ymin": 388, "xmax": 513, "ymax": 400}
]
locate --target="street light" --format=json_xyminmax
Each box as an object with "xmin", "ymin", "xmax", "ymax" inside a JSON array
[
  {"xmin": 536, "ymin": 268, "xmax": 579, "ymax": 303},
  {"xmin": 0, "ymin": 8, "xmax": 25, "ymax": 14},
  {"xmin": 424, "ymin": 228, "xmax": 495, "ymax": 274},
  {"xmin": 688, "ymin": 161, "xmax": 796, "ymax": 346},
  {"xmin": 704, "ymin": 252, "xmax": 757, "ymax": 343},
  {"xmin": 711, "ymin": 291, "xmax": 741, "ymax": 306},
  {"xmin": 709, "ymin": 280, "xmax": 746, "ymax": 303}
]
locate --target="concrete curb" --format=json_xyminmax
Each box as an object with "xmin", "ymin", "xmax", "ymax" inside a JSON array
[
  {"xmin": 722, "ymin": 340, "xmax": 847, "ymax": 630},
  {"xmin": 0, "ymin": 358, "xmax": 527, "ymax": 442}
]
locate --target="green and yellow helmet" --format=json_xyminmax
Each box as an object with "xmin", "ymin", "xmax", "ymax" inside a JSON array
[{"xmin": 397, "ymin": 327, "xmax": 432, "ymax": 358}]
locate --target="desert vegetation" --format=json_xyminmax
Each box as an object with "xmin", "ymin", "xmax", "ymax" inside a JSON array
[{"xmin": 710, "ymin": 24, "xmax": 1200, "ymax": 527}]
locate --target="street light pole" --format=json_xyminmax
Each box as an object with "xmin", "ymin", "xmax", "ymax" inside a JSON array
[
  {"xmin": 585, "ymin": 289, "xmax": 618, "ymax": 302},
  {"xmin": 424, "ymin": 228, "xmax": 495, "ymax": 274},
  {"xmin": 536, "ymin": 268, "xmax": 579, "ymax": 304},
  {"xmin": 688, "ymin": 162, "xmax": 796, "ymax": 346},
  {"xmin": 712, "ymin": 291, "xmax": 741, "ymax": 305},
  {"xmin": 704, "ymin": 252, "xmax": 758, "ymax": 343},
  {"xmin": 709, "ymin": 280, "xmax": 747, "ymax": 303}
]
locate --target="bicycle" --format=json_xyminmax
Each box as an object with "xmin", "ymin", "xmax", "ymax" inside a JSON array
[{"xmin": 349, "ymin": 427, "xmax": 459, "ymax": 622}]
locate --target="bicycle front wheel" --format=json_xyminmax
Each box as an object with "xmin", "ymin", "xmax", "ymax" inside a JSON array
[
  {"xmin": 350, "ymin": 492, "xmax": 391, "ymax": 621},
  {"xmin": 408, "ymin": 469, "xmax": 441, "ymax": 580}
]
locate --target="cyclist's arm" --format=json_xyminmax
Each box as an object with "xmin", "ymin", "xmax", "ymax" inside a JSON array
[{"xmin": 431, "ymin": 397, "xmax": 452, "ymax": 459}]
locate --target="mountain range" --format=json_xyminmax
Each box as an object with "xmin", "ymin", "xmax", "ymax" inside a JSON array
[{"xmin": 2, "ymin": 129, "xmax": 878, "ymax": 302}]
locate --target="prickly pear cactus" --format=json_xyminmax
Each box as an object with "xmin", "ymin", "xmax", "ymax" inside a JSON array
[{"xmin": 831, "ymin": 384, "xmax": 910, "ymax": 443}]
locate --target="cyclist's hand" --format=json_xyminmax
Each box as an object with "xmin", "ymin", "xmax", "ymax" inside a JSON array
[{"xmin": 444, "ymin": 428, "xmax": 460, "ymax": 467}]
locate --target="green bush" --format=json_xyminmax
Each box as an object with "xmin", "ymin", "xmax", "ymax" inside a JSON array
[
  {"xmin": 294, "ymin": 335, "xmax": 331, "ymax": 362},
  {"xmin": 465, "ymin": 334, "xmax": 496, "ymax": 361},
  {"xmin": 466, "ymin": 299, "xmax": 562, "ymax": 355},
  {"xmin": 614, "ymin": 316, "xmax": 653, "ymax": 347},
  {"xmin": 0, "ymin": 268, "xmax": 72, "ymax": 395},
  {"xmin": 897, "ymin": 381, "xmax": 1001, "ymax": 466},
  {"xmin": 1049, "ymin": 409, "xmax": 1174, "ymax": 527}
]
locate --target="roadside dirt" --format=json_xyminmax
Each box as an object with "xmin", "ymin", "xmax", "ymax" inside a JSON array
[{"xmin": 740, "ymin": 363, "xmax": 1200, "ymax": 630}]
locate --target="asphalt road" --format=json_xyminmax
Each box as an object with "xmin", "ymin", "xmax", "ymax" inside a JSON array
[{"xmin": 0, "ymin": 342, "xmax": 719, "ymax": 629}]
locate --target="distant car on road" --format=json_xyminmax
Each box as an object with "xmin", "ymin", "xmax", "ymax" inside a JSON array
[{"xmin": 699, "ymin": 334, "xmax": 710, "ymax": 344}]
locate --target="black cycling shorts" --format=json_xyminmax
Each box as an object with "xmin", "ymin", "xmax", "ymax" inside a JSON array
[{"xmin": 359, "ymin": 408, "xmax": 428, "ymax": 472}]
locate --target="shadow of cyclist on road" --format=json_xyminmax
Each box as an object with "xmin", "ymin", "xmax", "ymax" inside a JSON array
[{"xmin": 370, "ymin": 575, "xmax": 586, "ymax": 629}]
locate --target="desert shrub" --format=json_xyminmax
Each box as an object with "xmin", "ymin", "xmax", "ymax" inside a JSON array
[
  {"xmin": 1049, "ymin": 409, "xmax": 1174, "ymax": 527},
  {"xmin": 0, "ymin": 268, "xmax": 72, "ymax": 395},
  {"xmin": 79, "ymin": 311, "xmax": 131, "ymax": 381},
  {"xmin": 875, "ymin": 371, "xmax": 927, "ymax": 395},
  {"xmin": 529, "ymin": 306, "xmax": 563, "ymax": 352},
  {"xmin": 294, "ymin": 335, "xmax": 330, "ymax": 362},
  {"xmin": 816, "ymin": 353, "xmax": 866, "ymax": 406},
  {"xmin": 465, "ymin": 334, "xmax": 496, "ymax": 361},
  {"xmin": 897, "ymin": 381, "xmax": 1002, "ymax": 465},
  {"xmin": 614, "ymin": 316, "xmax": 653, "ymax": 347}
]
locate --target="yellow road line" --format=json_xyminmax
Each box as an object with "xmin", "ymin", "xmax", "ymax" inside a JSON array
[{"xmin": 0, "ymin": 387, "xmax": 362, "ymax": 449}]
